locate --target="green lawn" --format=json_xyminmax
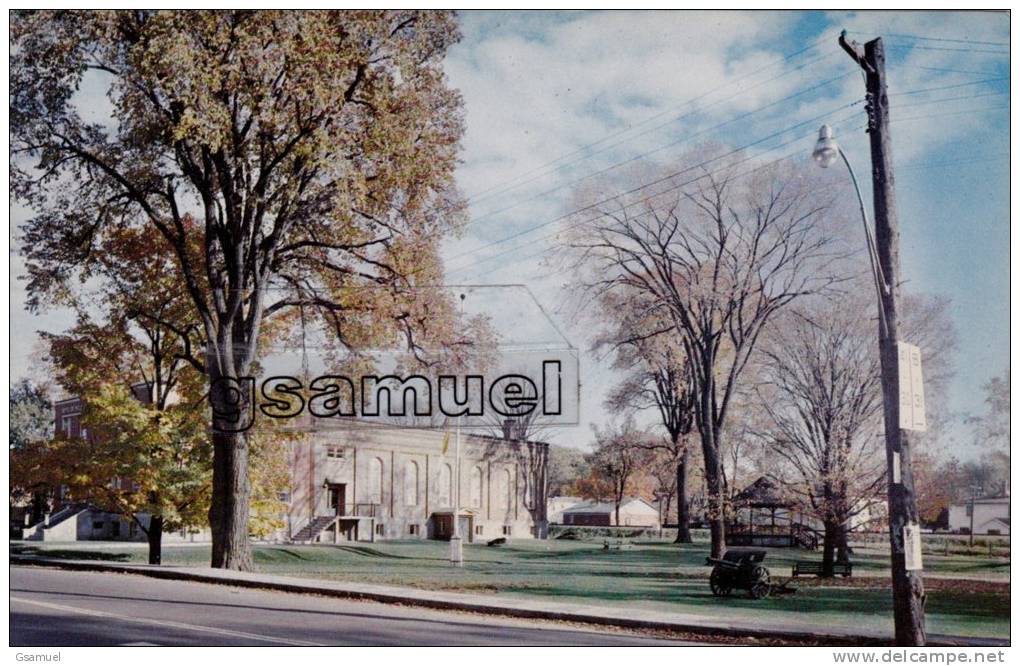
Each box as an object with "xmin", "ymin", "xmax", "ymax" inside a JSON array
[{"xmin": 12, "ymin": 539, "xmax": 1009, "ymax": 639}]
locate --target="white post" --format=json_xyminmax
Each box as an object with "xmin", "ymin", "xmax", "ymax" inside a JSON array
[{"xmin": 449, "ymin": 292, "xmax": 466, "ymax": 567}]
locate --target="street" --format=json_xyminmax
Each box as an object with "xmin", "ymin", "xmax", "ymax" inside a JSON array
[{"xmin": 10, "ymin": 566, "xmax": 693, "ymax": 646}]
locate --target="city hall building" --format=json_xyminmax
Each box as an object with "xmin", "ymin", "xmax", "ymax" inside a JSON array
[
  {"xmin": 287, "ymin": 421, "xmax": 549, "ymax": 543},
  {"xmin": 22, "ymin": 394, "xmax": 549, "ymax": 544}
]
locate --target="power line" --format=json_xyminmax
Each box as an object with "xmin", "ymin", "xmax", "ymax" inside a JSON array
[
  {"xmin": 892, "ymin": 104, "xmax": 1009, "ymax": 123},
  {"xmin": 444, "ymin": 111, "xmax": 864, "ymax": 277},
  {"xmin": 892, "ymin": 90, "xmax": 1009, "ymax": 109},
  {"xmin": 886, "ymin": 43, "xmax": 1009, "ymax": 55},
  {"xmin": 896, "ymin": 154, "xmax": 1008, "ymax": 171},
  {"xmin": 890, "ymin": 77, "xmax": 1010, "ymax": 96},
  {"xmin": 467, "ymin": 50, "xmax": 841, "ymax": 216},
  {"xmin": 467, "ymin": 71, "xmax": 854, "ymax": 228},
  {"xmin": 913, "ymin": 65, "xmax": 1005, "ymax": 77},
  {"xmin": 464, "ymin": 35, "xmax": 838, "ymax": 208},
  {"xmin": 441, "ymin": 99, "xmax": 862, "ymax": 274},
  {"xmin": 846, "ymin": 30, "xmax": 1009, "ymax": 48}
]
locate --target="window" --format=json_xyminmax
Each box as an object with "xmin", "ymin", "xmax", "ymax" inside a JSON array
[
  {"xmin": 966, "ymin": 504, "xmax": 973, "ymax": 517},
  {"xmin": 80, "ymin": 427, "xmax": 89, "ymax": 441},
  {"xmin": 278, "ymin": 490, "xmax": 291, "ymax": 503},
  {"xmin": 502, "ymin": 525, "xmax": 512, "ymax": 536},
  {"xmin": 470, "ymin": 466, "xmax": 483, "ymax": 508},
  {"xmin": 93, "ymin": 521, "xmax": 104, "ymax": 530},
  {"xmin": 61, "ymin": 415, "xmax": 76, "ymax": 437},
  {"xmin": 409, "ymin": 524, "xmax": 419, "ymax": 536},
  {"xmin": 475, "ymin": 525, "xmax": 484, "ymax": 536},
  {"xmin": 326, "ymin": 446, "xmax": 345, "ymax": 459},
  {"xmin": 405, "ymin": 460, "xmax": 420, "ymax": 506},
  {"xmin": 112, "ymin": 522, "xmax": 121, "ymax": 537},
  {"xmin": 438, "ymin": 463, "xmax": 453, "ymax": 507},
  {"xmin": 375, "ymin": 523, "xmax": 385, "ymax": 536}
]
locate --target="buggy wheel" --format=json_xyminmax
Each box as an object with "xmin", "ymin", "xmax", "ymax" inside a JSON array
[
  {"xmin": 749, "ymin": 565, "xmax": 771, "ymax": 600},
  {"xmin": 709, "ymin": 569, "xmax": 731, "ymax": 597}
]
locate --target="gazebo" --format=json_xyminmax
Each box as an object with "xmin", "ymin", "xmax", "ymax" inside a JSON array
[{"xmin": 728, "ymin": 477, "xmax": 817, "ymax": 549}]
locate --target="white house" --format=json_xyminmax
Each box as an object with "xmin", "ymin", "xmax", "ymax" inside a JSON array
[
  {"xmin": 546, "ymin": 496, "xmax": 584, "ymax": 523},
  {"xmin": 948, "ymin": 496, "xmax": 1010, "ymax": 535},
  {"xmin": 561, "ymin": 497, "xmax": 661, "ymax": 528}
]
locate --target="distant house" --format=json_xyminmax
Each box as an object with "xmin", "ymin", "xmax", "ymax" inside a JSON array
[
  {"xmin": 546, "ymin": 496, "xmax": 584, "ymax": 524},
  {"xmin": 948, "ymin": 496, "xmax": 1010, "ymax": 535},
  {"xmin": 561, "ymin": 497, "xmax": 660, "ymax": 528}
]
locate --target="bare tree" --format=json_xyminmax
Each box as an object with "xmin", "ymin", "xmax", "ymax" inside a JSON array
[
  {"xmin": 598, "ymin": 290, "xmax": 697, "ymax": 542},
  {"xmin": 757, "ymin": 288, "xmax": 957, "ymax": 574},
  {"xmin": 564, "ymin": 153, "xmax": 844, "ymax": 557},
  {"xmin": 757, "ymin": 296, "xmax": 885, "ymax": 575},
  {"xmin": 588, "ymin": 419, "xmax": 653, "ymax": 526}
]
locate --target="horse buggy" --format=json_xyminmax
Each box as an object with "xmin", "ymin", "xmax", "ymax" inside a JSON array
[{"xmin": 705, "ymin": 548, "xmax": 774, "ymax": 600}]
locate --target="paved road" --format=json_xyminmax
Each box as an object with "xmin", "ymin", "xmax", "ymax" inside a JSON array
[{"xmin": 11, "ymin": 566, "xmax": 694, "ymax": 646}]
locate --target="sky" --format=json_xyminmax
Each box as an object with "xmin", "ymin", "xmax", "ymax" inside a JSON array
[{"xmin": 9, "ymin": 10, "xmax": 1010, "ymax": 457}]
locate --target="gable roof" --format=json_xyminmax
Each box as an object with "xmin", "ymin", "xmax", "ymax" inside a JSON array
[
  {"xmin": 733, "ymin": 477, "xmax": 794, "ymax": 508},
  {"xmin": 562, "ymin": 497, "xmax": 658, "ymax": 515}
]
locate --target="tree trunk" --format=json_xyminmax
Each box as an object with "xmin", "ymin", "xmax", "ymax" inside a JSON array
[
  {"xmin": 821, "ymin": 520, "xmax": 837, "ymax": 578},
  {"xmin": 147, "ymin": 514, "xmax": 163, "ymax": 565},
  {"xmin": 209, "ymin": 429, "xmax": 254, "ymax": 571},
  {"xmin": 700, "ymin": 429, "xmax": 726, "ymax": 558},
  {"xmin": 674, "ymin": 449, "xmax": 692, "ymax": 544}
]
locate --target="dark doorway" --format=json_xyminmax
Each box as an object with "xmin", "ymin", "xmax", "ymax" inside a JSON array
[{"xmin": 327, "ymin": 483, "xmax": 346, "ymax": 516}]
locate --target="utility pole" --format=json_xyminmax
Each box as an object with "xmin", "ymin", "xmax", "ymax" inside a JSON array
[{"xmin": 838, "ymin": 31, "xmax": 926, "ymax": 646}]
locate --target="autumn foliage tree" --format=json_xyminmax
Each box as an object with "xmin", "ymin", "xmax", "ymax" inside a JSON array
[{"xmin": 12, "ymin": 10, "xmax": 468, "ymax": 570}]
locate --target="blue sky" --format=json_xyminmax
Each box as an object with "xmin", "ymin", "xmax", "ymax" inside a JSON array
[
  {"xmin": 9, "ymin": 10, "xmax": 1010, "ymax": 456},
  {"xmin": 437, "ymin": 10, "xmax": 1009, "ymax": 452}
]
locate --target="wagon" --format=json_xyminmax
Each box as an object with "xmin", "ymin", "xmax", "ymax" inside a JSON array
[{"xmin": 705, "ymin": 548, "xmax": 772, "ymax": 599}]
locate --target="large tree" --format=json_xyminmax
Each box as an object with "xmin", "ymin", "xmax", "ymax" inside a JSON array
[
  {"xmin": 757, "ymin": 289, "xmax": 957, "ymax": 573},
  {"xmin": 12, "ymin": 10, "xmax": 467, "ymax": 569},
  {"xmin": 564, "ymin": 153, "xmax": 843, "ymax": 557},
  {"xmin": 598, "ymin": 289, "xmax": 697, "ymax": 542}
]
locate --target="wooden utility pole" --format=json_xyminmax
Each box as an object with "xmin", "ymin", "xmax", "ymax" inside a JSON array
[{"xmin": 838, "ymin": 31, "xmax": 927, "ymax": 646}]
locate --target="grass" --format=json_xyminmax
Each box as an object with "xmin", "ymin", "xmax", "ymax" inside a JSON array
[{"xmin": 12, "ymin": 539, "xmax": 1009, "ymax": 639}]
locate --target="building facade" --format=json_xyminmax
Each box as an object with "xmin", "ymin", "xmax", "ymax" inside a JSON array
[
  {"xmin": 560, "ymin": 498, "xmax": 661, "ymax": 528},
  {"xmin": 26, "ymin": 394, "xmax": 549, "ymax": 543},
  {"xmin": 948, "ymin": 496, "xmax": 1010, "ymax": 535},
  {"xmin": 286, "ymin": 422, "xmax": 548, "ymax": 543}
]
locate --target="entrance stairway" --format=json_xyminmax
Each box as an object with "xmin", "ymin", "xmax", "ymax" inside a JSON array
[{"xmin": 291, "ymin": 515, "xmax": 339, "ymax": 543}]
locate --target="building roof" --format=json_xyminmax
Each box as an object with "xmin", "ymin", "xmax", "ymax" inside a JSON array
[{"xmin": 733, "ymin": 477, "xmax": 794, "ymax": 508}]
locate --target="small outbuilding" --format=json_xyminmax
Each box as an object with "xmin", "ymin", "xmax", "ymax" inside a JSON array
[{"xmin": 561, "ymin": 497, "xmax": 661, "ymax": 528}]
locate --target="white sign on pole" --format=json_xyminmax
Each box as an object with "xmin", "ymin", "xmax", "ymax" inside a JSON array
[
  {"xmin": 897, "ymin": 342, "xmax": 927, "ymax": 432},
  {"xmin": 892, "ymin": 451, "xmax": 901, "ymax": 484},
  {"xmin": 903, "ymin": 522, "xmax": 923, "ymax": 571}
]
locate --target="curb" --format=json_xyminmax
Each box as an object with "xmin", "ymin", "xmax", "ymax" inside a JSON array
[{"xmin": 11, "ymin": 556, "xmax": 1007, "ymax": 647}]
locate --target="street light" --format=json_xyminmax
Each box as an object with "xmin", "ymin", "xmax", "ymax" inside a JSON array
[{"xmin": 813, "ymin": 124, "xmax": 889, "ymax": 334}]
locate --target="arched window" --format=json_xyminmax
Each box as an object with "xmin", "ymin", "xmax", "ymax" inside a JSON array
[
  {"xmin": 470, "ymin": 466, "xmax": 483, "ymax": 508},
  {"xmin": 368, "ymin": 457, "xmax": 384, "ymax": 505},
  {"xmin": 438, "ymin": 463, "xmax": 453, "ymax": 507},
  {"xmin": 405, "ymin": 460, "xmax": 419, "ymax": 506}
]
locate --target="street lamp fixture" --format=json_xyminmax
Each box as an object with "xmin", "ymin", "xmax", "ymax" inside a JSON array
[
  {"xmin": 812, "ymin": 124, "xmax": 839, "ymax": 168},
  {"xmin": 812, "ymin": 124, "xmax": 890, "ymax": 333}
]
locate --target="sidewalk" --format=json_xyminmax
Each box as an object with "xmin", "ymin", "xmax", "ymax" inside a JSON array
[{"xmin": 10, "ymin": 555, "xmax": 1007, "ymax": 647}]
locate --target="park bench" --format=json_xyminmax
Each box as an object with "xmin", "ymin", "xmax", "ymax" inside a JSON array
[{"xmin": 792, "ymin": 560, "xmax": 853, "ymax": 578}]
